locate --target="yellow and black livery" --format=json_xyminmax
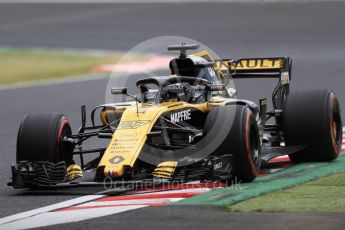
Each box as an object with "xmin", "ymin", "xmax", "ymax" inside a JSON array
[{"xmin": 9, "ymin": 43, "xmax": 342, "ymax": 190}]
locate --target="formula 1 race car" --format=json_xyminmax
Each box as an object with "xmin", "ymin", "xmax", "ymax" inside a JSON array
[{"xmin": 8, "ymin": 44, "xmax": 343, "ymax": 190}]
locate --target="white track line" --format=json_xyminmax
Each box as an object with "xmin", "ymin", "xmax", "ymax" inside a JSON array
[
  {"xmin": 0, "ymin": 185, "xmax": 215, "ymax": 229},
  {"xmin": 0, "ymin": 195, "xmax": 104, "ymax": 225},
  {"xmin": 0, "ymin": 205, "xmax": 145, "ymax": 230}
]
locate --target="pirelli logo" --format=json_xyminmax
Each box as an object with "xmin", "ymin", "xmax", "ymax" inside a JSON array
[{"xmin": 118, "ymin": 120, "xmax": 151, "ymax": 129}]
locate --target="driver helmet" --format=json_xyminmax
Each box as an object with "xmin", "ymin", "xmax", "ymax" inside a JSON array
[{"xmin": 187, "ymin": 55, "xmax": 222, "ymax": 85}]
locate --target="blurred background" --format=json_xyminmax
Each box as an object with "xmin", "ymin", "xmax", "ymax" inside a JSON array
[{"xmin": 1, "ymin": 0, "xmax": 345, "ymax": 217}]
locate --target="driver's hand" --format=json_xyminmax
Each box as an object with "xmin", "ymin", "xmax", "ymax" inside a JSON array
[{"xmin": 182, "ymin": 83, "xmax": 194, "ymax": 102}]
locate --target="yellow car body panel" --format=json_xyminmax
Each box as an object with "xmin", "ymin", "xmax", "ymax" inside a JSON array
[
  {"xmin": 98, "ymin": 50, "xmax": 287, "ymax": 178},
  {"xmin": 98, "ymin": 101, "xmax": 221, "ymax": 177}
]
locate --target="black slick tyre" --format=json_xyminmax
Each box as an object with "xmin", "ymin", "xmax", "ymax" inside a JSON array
[
  {"xmin": 283, "ymin": 90, "xmax": 342, "ymax": 162},
  {"xmin": 204, "ymin": 105, "xmax": 261, "ymax": 182},
  {"xmin": 17, "ymin": 113, "xmax": 73, "ymax": 163}
]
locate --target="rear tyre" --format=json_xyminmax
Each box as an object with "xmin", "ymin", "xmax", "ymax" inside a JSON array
[
  {"xmin": 17, "ymin": 113, "xmax": 73, "ymax": 164},
  {"xmin": 205, "ymin": 105, "xmax": 261, "ymax": 182},
  {"xmin": 283, "ymin": 90, "xmax": 342, "ymax": 162}
]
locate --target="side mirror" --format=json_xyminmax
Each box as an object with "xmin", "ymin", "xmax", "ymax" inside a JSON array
[{"xmin": 111, "ymin": 87, "xmax": 127, "ymax": 95}]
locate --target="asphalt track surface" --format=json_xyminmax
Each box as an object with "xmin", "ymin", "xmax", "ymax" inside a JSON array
[{"xmin": 1, "ymin": 2, "xmax": 345, "ymax": 229}]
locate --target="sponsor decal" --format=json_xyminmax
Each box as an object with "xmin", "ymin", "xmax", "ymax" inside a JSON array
[
  {"xmin": 170, "ymin": 109, "xmax": 191, "ymax": 123},
  {"xmin": 213, "ymin": 162, "xmax": 223, "ymax": 170},
  {"xmin": 280, "ymin": 71, "xmax": 290, "ymax": 85},
  {"xmin": 162, "ymin": 83, "xmax": 184, "ymax": 93},
  {"xmin": 144, "ymin": 89, "xmax": 158, "ymax": 100},
  {"xmin": 109, "ymin": 155, "xmax": 125, "ymax": 165},
  {"xmin": 231, "ymin": 58, "xmax": 281, "ymax": 70},
  {"xmin": 118, "ymin": 120, "xmax": 150, "ymax": 129}
]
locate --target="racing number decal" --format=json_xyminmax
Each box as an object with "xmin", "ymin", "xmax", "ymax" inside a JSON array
[{"xmin": 118, "ymin": 120, "xmax": 151, "ymax": 129}]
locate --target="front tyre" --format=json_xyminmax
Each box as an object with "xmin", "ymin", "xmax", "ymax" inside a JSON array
[
  {"xmin": 283, "ymin": 90, "xmax": 342, "ymax": 162},
  {"xmin": 205, "ymin": 105, "xmax": 261, "ymax": 182},
  {"xmin": 17, "ymin": 113, "xmax": 73, "ymax": 164}
]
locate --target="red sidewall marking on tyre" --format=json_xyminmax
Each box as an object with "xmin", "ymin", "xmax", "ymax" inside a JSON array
[
  {"xmin": 245, "ymin": 111, "xmax": 258, "ymax": 177},
  {"xmin": 57, "ymin": 119, "xmax": 69, "ymax": 161}
]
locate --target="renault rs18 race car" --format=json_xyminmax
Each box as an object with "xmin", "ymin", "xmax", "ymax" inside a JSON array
[{"xmin": 8, "ymin": 44, "xmax": 343, "ymax": 190}]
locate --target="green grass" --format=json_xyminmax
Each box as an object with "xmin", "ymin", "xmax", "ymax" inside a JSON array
[
  {"xmin": 0, "ymin": 48, "xmax": 139, "ymax": 85},
  {"xmin": 226, "ymin": 172, "xmax": 345, "ymax": 212}
]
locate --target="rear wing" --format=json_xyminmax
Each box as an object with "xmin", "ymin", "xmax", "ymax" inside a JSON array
[
  {"xmin": 214, "ymin": 57, "xmax": 292, "ymax": 84},
  {"xmin": 214, "ymin": 57, "xmax": 292, "ymax": 110},
  {"xmin": 192, "ymin": 51, "xmax": 291, "ymax": 84},
  {"xmin": 192, "ymin": 51, "xmax": 292, "ymax": 110}
]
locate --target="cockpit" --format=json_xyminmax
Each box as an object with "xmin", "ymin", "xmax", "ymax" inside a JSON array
[
  {"xmin": 137, "ymin": 76, "xmax": 215, "ymax": 104},
  {"xmin": 137, "ymin": 44, "xmax": 234, "ymax": 104}
]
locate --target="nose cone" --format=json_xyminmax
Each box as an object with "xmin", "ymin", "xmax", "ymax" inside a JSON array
[{"xmin": 104, "ymin": 165, "xmax": 125, "ymax": 178}]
